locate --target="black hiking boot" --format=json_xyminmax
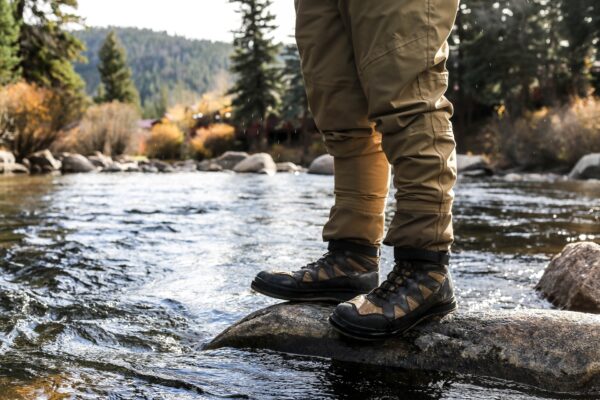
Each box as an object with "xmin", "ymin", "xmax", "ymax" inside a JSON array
[
  {"xmin": 329, "ymin": 248, "xmax": 457, "ymax": 340},
  {"xmin": 251, "ymin": 240, "xmax": 379, "ymax": 303}
]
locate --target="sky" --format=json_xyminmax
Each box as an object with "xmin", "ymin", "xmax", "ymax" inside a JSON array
[{"xmin": 77, "ymin": 0, "xmax": 296, "ymax": 44}]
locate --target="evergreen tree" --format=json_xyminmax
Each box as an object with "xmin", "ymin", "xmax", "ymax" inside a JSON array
[
  {"xmin": 228, "ymin": 0, "xmax": 281, "ymax": 150},
  {"xmin": 0, "ymin": 0, "xmax": 21, "ymax": 85},
  {"xmin": 13, "ymin": 0, "xmax": 88, "ymax": 128},
  {"xmin": 97, "ymin": 30, "xmax": 140, "ymax": 106}
]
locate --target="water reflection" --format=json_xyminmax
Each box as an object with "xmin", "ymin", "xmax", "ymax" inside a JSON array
[{"xmin": 0, "ymin": 172, "xmax": 598, "ymax": 398}]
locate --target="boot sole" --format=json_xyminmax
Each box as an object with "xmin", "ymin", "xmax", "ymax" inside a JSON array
[
  {"xmin": 329, "ymin": 299, "xmax": 458, "ymax": 341},
  {"xmin": 251, "ymin": 277, "xmax": 367, "ymax": 303}
]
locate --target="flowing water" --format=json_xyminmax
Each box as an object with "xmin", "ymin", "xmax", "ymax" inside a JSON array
[{"xmin": 0, "ymin": 172, "xmax": 598, "ymax": 399}]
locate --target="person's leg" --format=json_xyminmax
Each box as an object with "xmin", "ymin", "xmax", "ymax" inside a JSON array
[
  {"xmin": 330, "ymin": 0, "xmax": 460, "ymax": 339},
  {"xmin": 251, "ymin": 0, "xmax": 390, "ymax": 302}
]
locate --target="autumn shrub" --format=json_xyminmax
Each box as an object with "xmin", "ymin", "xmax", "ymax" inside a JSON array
[
  {"xmin": 70, "ymin": 102, "xmax": 140, "ymax": 156},
  {"xmin": 145, "ymin": 122, "xmax": 184, "ymax": 160},
  {"xmin": 0, "ymin": 82, "xmax": 60, "ymax": 161},
  {"xmin": 189, "ymin": 123, "xmax": 235, "ymax": 160},
  {"xmin": 491, "ymin": 97, "xmax": 600, "ymax": 170}
]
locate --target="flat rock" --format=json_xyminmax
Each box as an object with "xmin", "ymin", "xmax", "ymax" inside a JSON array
[
  {"xmin": 569, "ymin": 153, "xmax": 600, "ymax": 180},
  {"xmin": 87, "ymin": 152, "xmax": 113, "ymax": 168},
  {"xmin": 536, "ymin": 242, "xmax": 600, "ymax": 313},
  {"xmin": 233, "ymin": 153, "xmax": 277, "ymax": 175},
  {"xmin": 207, "ymin": 303, "xmax": 600, "ymax": 394},
  {"xmin": 198, "ymin": 160, "xmax": 223, "ymax": 172},
  {"xmin": 61, "ymin": 154, "xmax": 97, "ymax": 173},
  {"xmin": 7, "ymin": 163, "xmax": 29, "ymax": 174},
  {"xmin": 308, "ymin": 154, "xmax": 334, "ymax": 175},
  {"xmin": 214, "ymin": 151, "xmax": 249, "ymax": 170}
]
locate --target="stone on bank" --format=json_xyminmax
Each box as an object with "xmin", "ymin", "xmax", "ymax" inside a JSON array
[
  {"xmin": 60, "ymin": 154, "xmax": 97, "ymax": 174},
  {"xmin": 206, "ymin": 303, "xmax": 600, "ymax": 394},
  {"xmin": 233, "ymin": 153, "xmax": 277, "ymax": 175},
  {"xmin": 536, "ymin": 242, "xmax": 600, "ymax": 313},
  {"xmin": 569, "ymin": 153, "xmax": 600, "ymax": 180},
  {"xmin": 308, "ymin": 154, "xmax": 334, "ymax": 175},
  {"xmin": 26, "ymin": 150, "xmax": 61, "ymax": 173}
]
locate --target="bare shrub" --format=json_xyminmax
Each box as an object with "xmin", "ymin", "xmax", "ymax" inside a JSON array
[
  {"xmin": 145, "ymin": 122, "xmax": 184, "ymax": 160},
  {"xmin": 492, "ymin": 98, "xmax": 600, "ymax": 170},
  {"xmin": 74, "ymin": 102, "xmax": 140, "ymax": 156}
]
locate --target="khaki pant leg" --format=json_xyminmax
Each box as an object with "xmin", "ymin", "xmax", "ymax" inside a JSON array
[
  {"xmin": 340, "ymin": 0, "xmax": 459, "ymax": 251},
  {"xmin": 295, "ymin": 0, "xmax": 390, "ymax": 247}
]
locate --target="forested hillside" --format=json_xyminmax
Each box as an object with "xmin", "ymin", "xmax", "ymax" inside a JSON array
[{"xmin": 74, "ymin": 27, "xmax": 233, "ymax": 112}]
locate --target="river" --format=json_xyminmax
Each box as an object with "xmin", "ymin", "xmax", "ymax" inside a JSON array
[{"xmin": 0, "ymin": 172, "xmax": 598, "ymax": 399}]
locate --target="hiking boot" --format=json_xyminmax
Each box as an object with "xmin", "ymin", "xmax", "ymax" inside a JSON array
[
  {"xmin": 329, "ymin": 248, "xmax": 457, "ymax": 340},
  {"xmin": 251, "ymin": 240, "xmax": 380, "ymax": 302}
]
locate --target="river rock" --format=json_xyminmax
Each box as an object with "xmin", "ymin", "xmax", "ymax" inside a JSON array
[
  {"xmin": 276, "ymin": 162, "xmax": 304, "ymax": 173},
  {"xmin": 26, "ymin": 150, "xmax": 61, "ymax": 173},
  {"xmin": 173, "ymin": 159, "xmax": 198, "ymax": 172},
  {"xmin": 61, "ymin": 154, "xmax": 96, "ymax": 173},
  {"xmin": 568, "ymin": 153, "xmax": 600, "ymax": 180},
  {"xmin": 214, "ymin": 151, "xmax": 249, "ymax": 170},
  {"xmin": 0, "ymin": 150, "xmax": 15, "ymax": 165},
  {"xmin": 457, "ymin": 154, "xmax": 493, "ymax": 175},
  {"xmin": 198, "ymin": 160, "xmax": 223, "ymax": 172},
  {"xmin": 536, "ymin": 242, "xmax": 600, "ymax": 313},
  {"xmin": 308, "ymin": 154, "xmax": 334, "ymax": 175},
  {"xmin": 233, "ymin": 153, "xmax": 277, "ymax": 175},
  {"xmin": 207, "ymin": 303, "xmax": 600, "ymax": 394},
  {"xmin": 87, "ymin": 152, "xmax": 113, "ymax": 168},
  {"xmin": 150, "ymin": 160, "xmax": 174, "ymax": 173}
]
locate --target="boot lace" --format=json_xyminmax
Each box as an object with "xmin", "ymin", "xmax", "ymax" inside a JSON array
[
  {"xmin": 301, "ymin": 252, "xmax": 335, "ymax": 273},
  {"xmin": 373, "ymin": 261, "xmax": 413, "ymax": 300}
]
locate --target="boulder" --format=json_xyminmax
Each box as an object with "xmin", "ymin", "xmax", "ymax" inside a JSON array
[
  {"xmin": 121, "ymin": 162, "xmax": 140, "ymax": 172},
  {"xmin": 308, "ymin": 154, "xmax": 334, "ymax": 175},
  {"xmin": 101, "ymin": 163, "xmax": 125, "ymax": 173},
  {"xmin": 233, "ymin": 153, "xmax": 277, "ymax": 175},
  {"xmin": 174, "ymin": 159, "xmax": 198, "ymax": 172},
  {"xmin": 150, "ymin": 160, "xmax": 174, "ymax": 173},
  {"xmin": 0, "ymin": 150, "xmax": 15, "ymax": 165},
  {"xmin": 457, "ymin": 154, "xmax": 493, "ymax": 176},
  {"xmin": 61, "ymin": 154, "xmax": 97, "ymax": 174},
  {"xmin": 536, "ymin": 242, "xmax": 600, "ymax": 313},
  {"xmin": 207, "ymin": 303, "xmax": 600, "ymax": 394},
  {"xmin": 214, "ymin": 151, "xmax": 249, "ymax": 170},
  {"xmin": 198, "ymin": 160, "xmax": 224, "ymax": 172},
  {"xmin": 26, "ymin": 150, "xmax": 61, "ymax": 173},
  {"xmin": 569, "ymin": 153, "xmax": 600, "ymax": 180},
  {"xmin": 87, "ymin": 152, "xmax": 113, "ymax": 168},
  {"xmin": 4, "ymin": 163, "xmax": 29, "ymax": 174},
  {"xmin": 276, "ymin": 162, "xmax": 304, "ymax": 173},
  {"xmin": 141, "ymin": 164, "xmax": 159, "ymax": 173}
]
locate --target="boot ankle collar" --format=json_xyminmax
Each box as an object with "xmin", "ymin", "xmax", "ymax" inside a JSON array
[
  {"xmin": 394, "ymin": 247, "xmax": 450, "ymax": 265},
  {"xmin": 328, "ymin": 240, "xmax": 380, "ymax": 257}
]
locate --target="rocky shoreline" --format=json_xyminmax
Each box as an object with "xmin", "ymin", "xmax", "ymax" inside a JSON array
[{"xmin": 1, "ymin": 149, "xmax": 600, "ymax": 181}]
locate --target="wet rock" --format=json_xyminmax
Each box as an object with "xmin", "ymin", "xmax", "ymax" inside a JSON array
[
  {"xmin": 276, "ymin": 162, "xmax": 304, "ymax": 173},
  {"xmin": 214, "ymin": 151, "xmax": 249, "ymax": 170},
  {"xmin": 61, "ymin": 154, "xmax": 97, "ymax": 173},
  {"xmin": 121, "ymin": 162, "xmax": 140, "ymax": 172},
  {"xmin": 502, "ymin": 173, "xmax": 563, "ymax": 183},
  {"xmin": 26, "ymin": 150, "xmax": 61, "ymax": 173},
  {"xmin": 198, "ymin": 160, "xmax": 224, "ymax": 172},
  {"xmin": 141, "ymin": 164, "xmax": 159, "ymax": 173},
  {"xmin": 7, "ymin": 163, "xmax": 29, "ymax": 174},
  {"xmin": 87, "ymin": 152, "xmax": 113, "ymax": 168},
  {"xmin": 569, "ymin": 153, "xmax": 600, "ymax": 180},
  {"xmin": 457, "ymin": 154, "xmax": 493, "ymax": 176},
  {"xmin": 536, "ymin": 242, "xmax": 600, "ymax": 313},
  {"xmin": 233, "ymin": 153, "xmax": 277, "ymax": 175},
  {"xmin": 308, "ymin": 154, "xmax": 334, "ymax": 175},
  {"xmin": 207, "ymin": 303, "xmax": 600, "ymax": 394},
  {"xmin": 150, "ymin": 160, "xmax": 174, "ymax": 173},
  {"xmin": 0, "ymin": 150, "xmax": 15, "ymax": 165},
  {"xmin": 102, "ymin": 163, "xmax": 125, "ymax": 173},
  {"xmin": 174, "ymin": 159, "xmax": 198, "ymax": 172}
]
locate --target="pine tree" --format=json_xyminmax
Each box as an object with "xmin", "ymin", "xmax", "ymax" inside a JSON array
[
  {"xmin": 13, "ymin": 0, "xmax": 88, "ymax": 128},
  {"xmin": 0, "ymin": 0, "xmax": 21, "ymax": 85},
  {"xmin": 97, "ymin": 30, "xmax": 140, "ymax": 106},
  {"xmin": 228, "ymin": 0, "xmax": 281, "ymax": 150}
]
